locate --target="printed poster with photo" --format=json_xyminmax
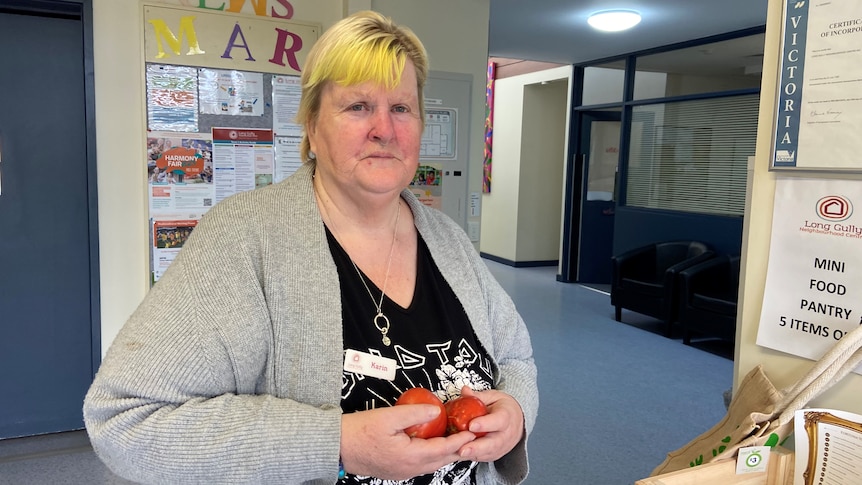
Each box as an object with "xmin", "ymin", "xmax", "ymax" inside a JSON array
[
  {"xmin": 147, "ymin": 131, "xmax": 215, "ymax": 216},
  {"xmin": 150, "ymin": 216, "xmax": 200, "ymax": 283},
  {"xmin": 409, "ymin": 164, "xmax": 442, "ymax": 209}
]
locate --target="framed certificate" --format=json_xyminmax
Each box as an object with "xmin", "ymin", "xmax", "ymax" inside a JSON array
[{"xmin": 770, "ymin": 1, "xmax": 862, "ymax": 172}]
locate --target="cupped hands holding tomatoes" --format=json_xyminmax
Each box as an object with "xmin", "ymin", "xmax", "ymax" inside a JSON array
[
  {"xmin": 394, "ymin": 387, "xmax": 489, "ymax": 439},
  {"xmin": 339, "ymin": 386, "xmax": 525, "ymax": 479},
  {"xmin": 339, "ymin": 392, "xmax": 472, "ymax": 480},
  {"xmin": 395, "ymin": 386, "xmax": 526, "ymax": 462}
]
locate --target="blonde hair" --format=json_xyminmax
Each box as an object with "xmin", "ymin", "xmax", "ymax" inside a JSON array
[{"xmin": 296, "ymin": 10, "xmax": 429, "ymax": 162}]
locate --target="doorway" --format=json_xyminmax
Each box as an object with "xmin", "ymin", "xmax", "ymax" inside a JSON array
[
  {"xmin": 574, "ymin": 111, "xmax": 621, "ymax": 284},
  {"xmin": 0, "ymin": 0, "xmax": 99, "ymax": 438}
]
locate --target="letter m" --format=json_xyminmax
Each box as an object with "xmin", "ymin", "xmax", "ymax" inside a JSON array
[{"xmin": 148, "ymin": 16, "xmax": 206, "ymax": 59}]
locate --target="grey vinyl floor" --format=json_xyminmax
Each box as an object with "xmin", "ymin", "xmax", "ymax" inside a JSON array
[{"xmin": 0, "ymin": 261, "xmax": 733, "ymax": 484}]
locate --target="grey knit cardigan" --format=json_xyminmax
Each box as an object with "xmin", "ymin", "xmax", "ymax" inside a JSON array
[{"xmin": 83, "ymin": 163, "xmax": 538, "ymax": 484}]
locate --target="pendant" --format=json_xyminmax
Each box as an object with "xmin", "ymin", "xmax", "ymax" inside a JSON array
[{"xmin": 374, "ymin": 312, "xmax": 391, "ymax": 346}]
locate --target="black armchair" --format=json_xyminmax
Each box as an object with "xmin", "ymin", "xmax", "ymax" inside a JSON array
[
  {"xmin": 611, "ymin": 241, "xmax": 715, "ymax": 337},
  {"xmin": 677, "ymin": 254, "xmax": 741, "ymax": 345}
]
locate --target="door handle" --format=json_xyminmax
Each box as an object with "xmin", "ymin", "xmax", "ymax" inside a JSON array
[
  {"xmin": 579, "ymin": 153, "xmax": 588, "ymax": 195},
  {"xmin": 0, "ymin": 130, "xmax": 4, "ymax": 197}
]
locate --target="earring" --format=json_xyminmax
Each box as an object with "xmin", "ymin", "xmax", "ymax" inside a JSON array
[{"xmin": 308, "ymin": 151, "xmax": 316, "ymax": 160}]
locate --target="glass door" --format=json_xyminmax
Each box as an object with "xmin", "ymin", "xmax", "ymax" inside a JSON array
[{"xmin": 576, "ymin": 111, "xmax": 621, "ymax": 284}]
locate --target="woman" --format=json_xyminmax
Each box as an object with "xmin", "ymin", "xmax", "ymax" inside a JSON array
[{"xmin": 84, "ymin": 11, "xmax": 537, "ymax": 485}]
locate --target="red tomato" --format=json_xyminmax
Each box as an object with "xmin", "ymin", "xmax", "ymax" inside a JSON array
[
  {"xmin": 444, "ymin": 395, "xmax": 489, "ymax": 437},
  {"xmin": 394, "ymin": 387, "xmax": 447, "ymax": 439}
]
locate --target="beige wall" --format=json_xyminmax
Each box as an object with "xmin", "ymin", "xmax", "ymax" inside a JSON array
[
  {"xmin": 737, "ymin": 0, "xmax": 862, "ymax": 412},
  {"xmin": 479, "ymin": 65, "xmax": 572, "ymax": 262},
  {"xmin": 93, "ymin": 0, "xmax": 490, "ymax": 354},
  {"xmin": 516, "ymin": 81, "xmax": 567, "ymax": 262}
]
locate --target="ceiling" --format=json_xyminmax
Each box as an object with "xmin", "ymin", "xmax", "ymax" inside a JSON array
[{"xmin": 488, "ymin": 0, "xmax": 768, "ymax": 66}]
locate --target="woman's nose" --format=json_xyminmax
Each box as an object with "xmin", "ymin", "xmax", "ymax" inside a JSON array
[{"xmin": 369, "ymin": 109, "xmax": 395, "ymax": 144}]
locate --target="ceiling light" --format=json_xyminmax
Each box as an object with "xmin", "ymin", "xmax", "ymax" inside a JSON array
[{"xmin": 587, "ymin": 10, "xmax": 642, "ymax": 32}]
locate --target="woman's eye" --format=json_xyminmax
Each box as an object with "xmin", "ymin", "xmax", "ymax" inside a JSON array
[
  {"xmin": 349, "ymin": 104, "xmax": 367, "ymax": 112},
  {"xmin": 392, "ymin": 105, "xmax": 409, "ymax": 113}
]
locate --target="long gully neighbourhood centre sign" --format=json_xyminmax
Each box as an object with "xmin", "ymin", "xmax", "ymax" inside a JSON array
[{"xmin": 757, "ymin": 177, "xmax": 862, "ymax": 374}]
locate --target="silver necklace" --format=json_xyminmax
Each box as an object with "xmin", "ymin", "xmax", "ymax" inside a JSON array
[
  {"xmin": 351, "ymin": 202, "xmax": 399, "ymax": 346},
  {"xmin": 320, "ymin": 192, "xmax": 401, "ymax": 347}
]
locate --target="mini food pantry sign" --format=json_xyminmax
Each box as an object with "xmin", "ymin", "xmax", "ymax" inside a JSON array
[{"xmin": 757, "ymin": 177, "xmax": 862, "ymax": 373}]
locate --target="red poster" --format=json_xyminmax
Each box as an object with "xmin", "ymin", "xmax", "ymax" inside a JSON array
[{"xmin": 155, "ymin": 146, "xmax": 205, "ymax": 177}]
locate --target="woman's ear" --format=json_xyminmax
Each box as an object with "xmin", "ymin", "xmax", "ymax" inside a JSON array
[{"xmin": 306, "ymin": 120, "xmax": 318, "ymax": 154}]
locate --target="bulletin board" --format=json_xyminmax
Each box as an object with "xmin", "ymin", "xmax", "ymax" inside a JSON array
[{"xmin": 141, "ymin": 2, "xmax": 319, "ymax": 283}]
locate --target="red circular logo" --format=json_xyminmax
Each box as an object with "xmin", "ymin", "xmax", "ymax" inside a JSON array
[{"xmin": 816, "ymin": 195, "xmax": 853, "ymax": 221}]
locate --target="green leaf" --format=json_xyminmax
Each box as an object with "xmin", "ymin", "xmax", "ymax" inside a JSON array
[
  {"xmin": 721, "ymin": 436, "xmax": 732, "ymax": 443},
  {"xmin": 764, "ymin": 433, "xmax": 779, "ymax": 447}
]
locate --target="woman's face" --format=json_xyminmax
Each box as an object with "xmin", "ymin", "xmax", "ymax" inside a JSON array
[{"xmin": 308, "ymin": 60, "xmax": 422, "ymax": 198}]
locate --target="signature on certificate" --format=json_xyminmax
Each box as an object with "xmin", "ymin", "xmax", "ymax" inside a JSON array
[{"xmin": 809, "ymin": 108, "xmax": 843, "ymax": 120}]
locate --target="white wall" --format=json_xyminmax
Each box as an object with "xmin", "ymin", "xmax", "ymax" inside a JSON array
[
  {"xmin": 478, "ymin": 74, "xmax": 523, "ymax": 260},
  {"xmin": 479, "ymin": 65, "xmax": 573, "ymax": 262},
  {"xmin": 517, "ymin": 81, "xmax": 567, "ymax": 262},
  {"xmin": 92, "ymin": 0, "xmax": 490, "ymax": 354},
  {"xmin": 737, "ymin": 0, "xmax": 862, "ymax": 413}
]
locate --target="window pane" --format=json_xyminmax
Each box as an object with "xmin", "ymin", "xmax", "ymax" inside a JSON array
[
  {"xmin": 626, "ymin": 94, "xmax": 759, "ymax": 216},
  {"xmin": 583, "ymin": 62, "xmax": 625, "ymax": 105},
  {"xmin": 633, "ymin": 34, "xmax": 764, "ymax": 99},
  {"xmin": 587, "ymin": 120, "xmax": 620, "ymax": 201}
]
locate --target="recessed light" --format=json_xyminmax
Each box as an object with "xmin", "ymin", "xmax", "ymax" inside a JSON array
[{"xmin": 587, "ymin": 10, "xmax": 642, "ymax": 32}]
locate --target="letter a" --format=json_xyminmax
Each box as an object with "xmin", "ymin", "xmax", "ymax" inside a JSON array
[{"xmin": 222, "ymin": 24, "xmax": 256, "ymax": 60}]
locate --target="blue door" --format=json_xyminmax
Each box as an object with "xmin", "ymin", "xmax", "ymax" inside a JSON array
[
  {"xmin": 0, "ymin": 2, "xmax": 99, "ymax": 438},
  {"xmin": 575, "ymin": 111, "xmax": 621, "ymax": 284}
]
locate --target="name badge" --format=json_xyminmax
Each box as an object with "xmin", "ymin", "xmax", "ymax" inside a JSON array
[{"xmin": 343, "ymin": 349, "xmax": 397, "ymax": 381}]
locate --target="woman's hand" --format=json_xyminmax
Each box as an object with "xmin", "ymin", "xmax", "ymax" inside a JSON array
[
  {"xmin": 340, "ymin": 403, "xmax": 477, "ymax": 480},
  {"xmin": 453, "ymin": 386, "xmax": 525, "ymax": 462}
]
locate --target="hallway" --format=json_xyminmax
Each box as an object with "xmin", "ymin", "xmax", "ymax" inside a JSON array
[
  {"xmin": 483, "ymin": 261, "xmax": 732, "ymax": 483},
  {"xmin": 0, "ymin": 261, "xmax": 733, "ymax": 484}
]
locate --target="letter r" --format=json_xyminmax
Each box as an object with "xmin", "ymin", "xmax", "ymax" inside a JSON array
[{"xmin": 269, "ymin": 28, "xmax": 302, "ymax": 70}]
